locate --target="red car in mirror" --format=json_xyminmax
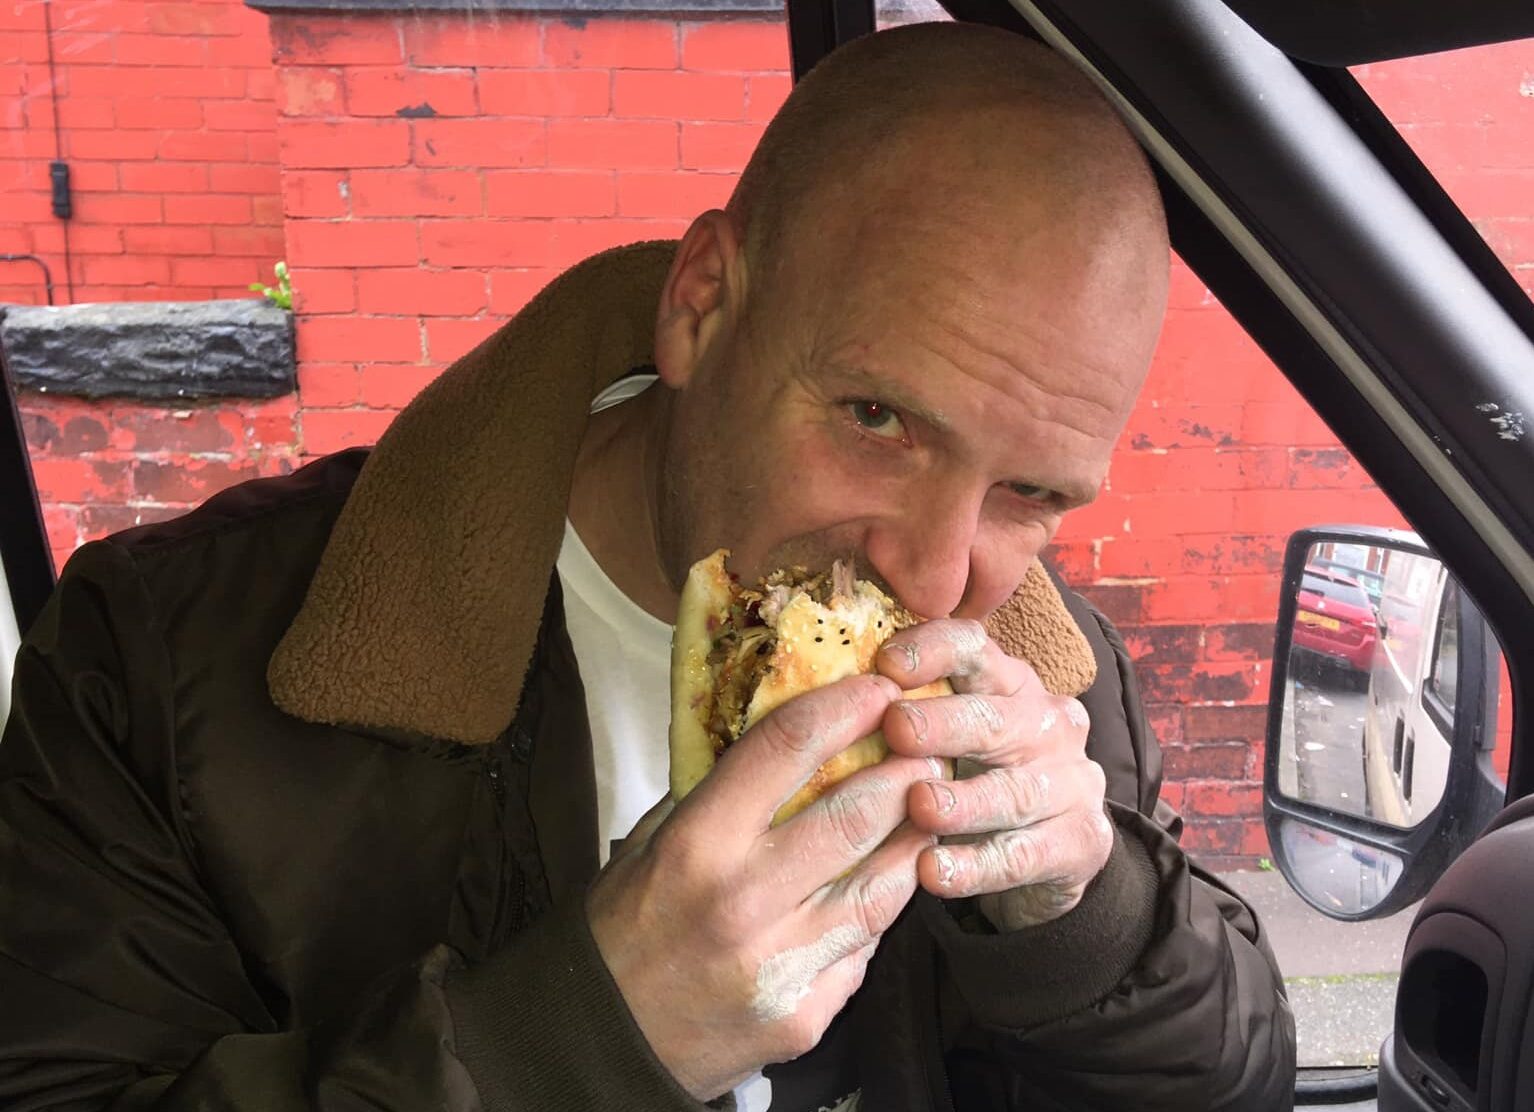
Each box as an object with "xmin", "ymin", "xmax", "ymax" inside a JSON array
[{"xmin": 1294, "ymin": 564, "xmax": 1379, "ymax": 675}]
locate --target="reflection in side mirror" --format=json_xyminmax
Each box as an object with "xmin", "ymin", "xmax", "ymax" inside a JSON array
[
  {"xmin": 1274, "ymin": 815, "xmax": 1404, "ymax": 917},
  {"xmin": 1279, "ymin": 544, "xmax": 1444, "ymax": 828},
  {"xmin": 1264, "ymin": 528, "xmax": 1506, "ymax": 920}
]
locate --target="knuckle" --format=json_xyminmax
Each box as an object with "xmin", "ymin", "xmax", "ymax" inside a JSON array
[
  {"xmin": 997, "ymin": 828, "xmax": 1048, "ymax": 879},
  {"xmin": 954, "ymin": 693, "xmax": 1005, "ymax": 737},
  {"xmin": 970, "ymin": 771, "xmax": 1011, "ymax": 825},
  {"xmin": 753, "ymin": 701, "xmax": 817, "ymax": 756},
  {"xmin": 651, "ymin": 822, "xmax": 708, "ymax": 882},
  {"xmin": 1083, "ymin": 758, "xmax": 1107, "ymax": 802},
  {"xmin": 1087, "ymin": 809, "xmax": 1115, "ymax": 860},
  {"xmin": 1062, "ymin": 697, "xmax": 1091, "ymax": 734},
  {"xmin": 938, "ymin": 619, "xmax": 990, "ymax": 679},
  {"xmin": 953, "ymin": 618, "xmax": 988, "ymax": 651},
  {"xmin": 822, "ymin": 783, "xmax": 887, "ymax": 856},
  {"xmin": 762, "ymin": 677, "xmax": 891, "ymax": 757},
  {"xmin": 846, "ymin": 869, "xmax": 908, "ymax": 939},
  {"xmin": 1001, "ymin": 768, "xmax": 1047, "ymax": 819}
]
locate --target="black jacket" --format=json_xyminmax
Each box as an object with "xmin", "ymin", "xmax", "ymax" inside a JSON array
[{"xmin": 0, "ymin": 450, "xmax": 1295, "ymax": 1110}]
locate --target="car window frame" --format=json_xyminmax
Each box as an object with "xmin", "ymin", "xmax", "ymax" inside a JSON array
[{"xmin": 0, "ymin": 348, "xmax": 53, "ymax": 638}]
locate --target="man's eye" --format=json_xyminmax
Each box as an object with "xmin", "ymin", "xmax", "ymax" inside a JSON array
[
  {"xmin": 1006, "ymin": 481, "xmax": 1056, "ymax": 503},
  {"xmin": 850, "ymin": 400, "xmax": 907, "ymax": 440}
]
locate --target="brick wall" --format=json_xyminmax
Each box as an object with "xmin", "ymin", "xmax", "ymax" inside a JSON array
[
  {"xmin": 270, "ymin": 15, "xmax": 787, "ymax": 455},
  {"xmin": 1358, "ymin": 39, "xmax": 1534, "ymax": 296},
  {"xmin": 2, "ymin": 0, "xmax": 283, "ymax": 304},
  {"xmin": 5, "ymin": 0, "xmax": 295, "ymax": 562},
  {"xmin": 22, "ymin": 393, "xmax": 300, "ymax": 563},
  {"xmin": 1051, "ymin": 293, "xmax": 1408, "ymax": 862},
  {"xmin": 6, "ymin": 10, "xmax": 1531, "ymax": 867}
]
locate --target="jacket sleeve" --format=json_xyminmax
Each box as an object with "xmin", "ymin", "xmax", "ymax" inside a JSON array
[
  {"xmin": 918, "ymin": 600, "xmax": 1297, "ymax": 1111},
  {"xmin": 0, "ymin": 542, "xmax": 701, "ymax": 1112}
]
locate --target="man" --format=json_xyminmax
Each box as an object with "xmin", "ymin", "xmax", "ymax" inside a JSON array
[{"xmin": 0, "ymin": 21, "xmax": 1294, "ymax": 1112}]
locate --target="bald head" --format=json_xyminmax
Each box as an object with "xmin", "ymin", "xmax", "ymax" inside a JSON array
[
  {"xmin": 728, "ymin": 21, "xmax": 1166, "ymax": 324},
  {"xmin": 643, "ymin": 21, "xmax": 1171, "ymax": 617}
]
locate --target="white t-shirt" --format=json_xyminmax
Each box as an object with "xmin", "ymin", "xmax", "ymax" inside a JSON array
[
  {"xmin": 555, "ymin": 375, "xmax": 775, "ymax": 1112},
  {"xmin": 555, "ymin": 515, "xmax": 672, "ymax": 868}
]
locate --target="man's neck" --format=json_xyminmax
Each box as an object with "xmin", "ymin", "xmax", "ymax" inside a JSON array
[{"xmin": 567, "ymin": 384, "xmax": 681, "ymax": 624}]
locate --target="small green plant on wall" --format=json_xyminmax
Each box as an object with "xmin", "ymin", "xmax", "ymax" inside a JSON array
[{"xmin": 250, "ymin": 261, "xmax": 293, "ymax": 311}]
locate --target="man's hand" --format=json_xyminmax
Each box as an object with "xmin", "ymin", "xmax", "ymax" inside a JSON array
[
  {"xmin": 586, "ymin": 675, "xmax": 939, "ymax": 1101},
  {"xmin": 609, "ymin": 793, "xmax": 675, "ymax": 865},
  {"xmin": 876, "ymin": 620, "xmax": 1113, "ymax": 932}
]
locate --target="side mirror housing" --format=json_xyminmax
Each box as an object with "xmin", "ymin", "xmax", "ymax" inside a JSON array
[{"xmin": 1262, "ymin": 526, "xmax": 1506, "ymax": 920}]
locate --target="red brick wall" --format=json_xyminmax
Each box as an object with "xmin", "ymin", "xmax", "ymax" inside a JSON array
[
  {"xmin": 1358, "ymin": 40, "xmax": 1534, "ymax": 296},
  {"xmin": 3, "ymin": 0, "xmax": 282, "ymax": 304},
  {"xmin": 7, "ymin": 11, "xmax": 1531, "ymax": 867},
  {"xmin": 6, "ymin": 0, "xmax": 295, "ymax": 562},
  {"xmin": 1051, "ymin": 291, "xmax": 1408, "ymax": 862},
  {"xmin": 270, "ymin": 15, "xmax": 788, "ymax": 455},
  {"xmin": 22, "ymin": 394, "xmax": 300, "ymax": 564}
]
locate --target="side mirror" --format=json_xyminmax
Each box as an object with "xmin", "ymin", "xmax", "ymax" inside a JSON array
[{"xmin": 1262, "ymin": 527, "xmax": 1506, "ymax": 920}]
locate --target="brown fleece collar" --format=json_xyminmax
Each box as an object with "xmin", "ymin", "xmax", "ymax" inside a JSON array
[{"xmin": 267, "ymin": 242, "xmax": 1097, "ymax": 745}]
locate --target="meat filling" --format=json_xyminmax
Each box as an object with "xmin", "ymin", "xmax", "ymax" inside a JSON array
[
  {"xmin": 703, "ymin": 561, "xmax": 857, "ymax": 752},
  {"xmin": 705, "ymin": 622, "xmax": 774, "ymax": 751},
  {"xmin": 702, "ymin": 559, "xmax": 921, "ymax": 752}
]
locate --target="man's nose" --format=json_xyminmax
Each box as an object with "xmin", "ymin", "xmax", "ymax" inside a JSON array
[{"xmin": 863, "ymin": 496, "xmax": 981, "ymax": 620}]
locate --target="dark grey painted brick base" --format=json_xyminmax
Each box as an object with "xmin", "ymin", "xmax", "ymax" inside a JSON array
[{"xmin": 1, "ymin": 300, "xmax": 296, "ymax": 401}]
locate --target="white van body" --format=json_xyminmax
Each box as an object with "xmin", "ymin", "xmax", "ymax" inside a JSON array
[{"xmin": 1362, "ymin": 548, "xmax": 1458, "ymax": 827}]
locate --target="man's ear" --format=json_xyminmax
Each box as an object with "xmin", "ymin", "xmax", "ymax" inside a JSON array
[{"xmin": 655, "ymin": 210, "xmax": 745, "ymax": 388}]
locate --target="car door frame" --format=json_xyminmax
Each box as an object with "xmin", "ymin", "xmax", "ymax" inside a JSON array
[{"xmin": 0, "ymin": 345, "xmax": 52, "ymax": 640}]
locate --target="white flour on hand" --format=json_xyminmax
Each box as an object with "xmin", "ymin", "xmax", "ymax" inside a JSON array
[{"xmin": 751, "ymin": 925, "xmax": 864, "ymax": 1022}]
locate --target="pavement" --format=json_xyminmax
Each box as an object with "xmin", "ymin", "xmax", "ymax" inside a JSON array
[{"xmin": 1223, "ymin": 869, "xmax": 1419, "ymax": 1067}]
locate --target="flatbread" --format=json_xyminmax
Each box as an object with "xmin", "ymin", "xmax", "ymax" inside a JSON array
[{"xmin": 670, "ymin": 549, "xmax": 951, "ymax": 826}]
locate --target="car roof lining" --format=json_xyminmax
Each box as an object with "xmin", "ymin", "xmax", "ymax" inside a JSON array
[
  {"xmin": 937, "ymin": 0, "xmax": 1534, "ymax": 66},
  {"xmin": 1225, "ymin": 0, "xmax": 1534, "ymax": 67}
]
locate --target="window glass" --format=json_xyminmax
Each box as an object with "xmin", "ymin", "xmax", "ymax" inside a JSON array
[
  {"xmin": 1351, "ymin": 41, "xmax": 1534, "ymax": 297},
  {"xmin": 3, "ymin": 2, "xmax": 1524, "ymax": 1087}
]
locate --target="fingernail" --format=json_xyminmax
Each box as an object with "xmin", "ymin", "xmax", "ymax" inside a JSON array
[
  {"xmin": 932, "ymin": 846, "xmax": 957, "ymax": 887},
  {"xmin": 901, "ymin": 702, "xmax": 929, "ymax": 745},
  {"xmin": 883, "ymin": 641, "xmax": 919, "ymax": 672},
  {"xmin": 928, "ymin": 780, "xmax": 956, "ymax": 814},
  {"xmin": 926, "ymin": 757, "xmax": 946, "ymax": 780}
]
